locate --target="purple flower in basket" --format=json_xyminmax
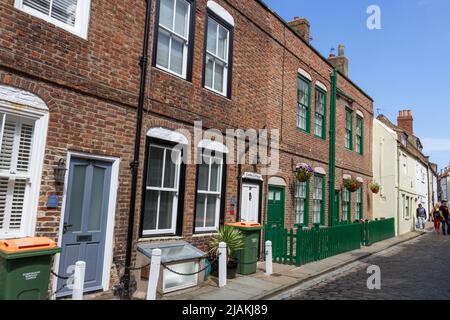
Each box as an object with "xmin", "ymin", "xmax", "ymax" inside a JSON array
[{"xmin": 295, "ymin": 163, "xmax": 315, "ymax": 182}]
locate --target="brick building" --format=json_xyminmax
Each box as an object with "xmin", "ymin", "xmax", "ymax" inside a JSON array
[{"xmin": 0, "ymin": 0, "xmax": 373, "ymax": 298}]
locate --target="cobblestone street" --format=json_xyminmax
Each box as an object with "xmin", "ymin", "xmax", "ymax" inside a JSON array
[{"xmin": 274, "ymin": 232, "xmax": 450, "ymax": 300}]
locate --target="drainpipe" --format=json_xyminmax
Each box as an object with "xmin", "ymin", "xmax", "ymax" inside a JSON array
[
  {"xmin": 328, "ymin": 69, "xmax": 337, "ymax": 226},
  {"xmin": 122, "ymin": 0, "xmax": 152, "ymax": 300}
]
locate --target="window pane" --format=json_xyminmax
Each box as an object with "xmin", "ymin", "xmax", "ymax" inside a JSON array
[
  {"xmin": 23, "ymin": 0, "xmax": 51, "ymax": 15},
  {"xmin": 205, "ymin": 196, "xmax": 217, "ymax": 227},
  {"xmin": 51, "ymin": 0, "xmax": 78, "ymax": 26},
  {"xmin": 217, "ymin": 25, "xmax": 228, "ymax": 61},
  {"xmin": 206, "ymin": 18, "xmax": 218, "ymax": 55},
  {"xmin": 156, "ymin": 30, "xmax": 170, "ymax": 69},
  {"xmin": 197, "ymin": 162, "xmax": 209, "ymax": 191},
  {"xmin": 88, "ymin": 166, "xmax": 105, "ymax": 231},
  {"xmin": 205, "ymin": 57, "xmax": 214, "ymax": 88},
  {"xmin": 214, "ymin": 62, "xmax": 224, "ymax": 93},
  {"xmin": 159, "ymin": 0, "xmax": 174, "ymax": 30},
  {"xmin": 143, "ymin": 190, "xmax": 158, "ymax": 231},
  {"xmin": 147, "ymin": 146, "xmax": 164, "ymax": 188},
  {"xmin": 210, "ymin": 161, "xmax": 221, "ymax": 192},
  {"xmin": 170, "ymin": 37, "xmax": 184, "ymax": 75},
  {"xmin": 195, "ymin": 194, "xmax": 206, "ymax": 228},
  {"xmin": 158, "ymin": 191, "xmax": 175, "ymax": 230},
  {"xmin": 68, "ymin": 164, "xmax": 87, "ymax": 232},
  {"xmin": 163, "ymin": 148, "xmax": 179, "ymax": 189},
  {"xmin": 174, "ymin": 0, "xmax": 189, "ymax": 37}
]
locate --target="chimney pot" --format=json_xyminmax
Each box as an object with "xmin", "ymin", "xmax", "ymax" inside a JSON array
[{"xmin": 338, "ymin": 44, "xmax": 345, "ymax": 56}]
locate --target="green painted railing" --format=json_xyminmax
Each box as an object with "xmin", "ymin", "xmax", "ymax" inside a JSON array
[
  {"xmin": 361, "ymin": 218, "xmax": 395, "ymax": 246},
  {"xmin": 264, "ymin": 223, "xmax": 362, "ymax": 267}
]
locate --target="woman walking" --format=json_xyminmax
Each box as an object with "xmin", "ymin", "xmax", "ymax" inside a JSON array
[{"xmin": 432, "ymin": 203, "xmax": 442, "ymax": 233}]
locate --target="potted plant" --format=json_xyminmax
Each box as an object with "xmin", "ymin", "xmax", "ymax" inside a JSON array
[
  {"xmin": 343, "ymin": 177, "xmax": 362, "ymax": 193},
  {"xmin": 369, "ymin": 182, "xmax": 381, "ymax": 194},
  {"xmin": 209, "ymin": 226, "xmax": 245, "ymax": 279},
  {"xmin": 295, "ymin": 163, "xmax": 315, "ymax": 182}
]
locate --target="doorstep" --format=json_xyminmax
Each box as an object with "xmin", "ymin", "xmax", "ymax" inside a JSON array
[{"xmin": 158, "ymin": 231, "xmax": 424, "ymax": 301}]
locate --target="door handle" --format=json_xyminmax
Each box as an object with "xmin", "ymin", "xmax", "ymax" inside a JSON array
[{"xmin": 63, "ymin": 223, "xmax": 73, "ymax": 234}]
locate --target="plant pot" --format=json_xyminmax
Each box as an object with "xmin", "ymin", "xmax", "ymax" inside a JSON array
[
  {"xmin": 296, "ymin": 171, "xmax": 311, "ymax": 182},
  {"xmin": 371, "ymin": 188, "xmax": 380, "ymax": 194}
]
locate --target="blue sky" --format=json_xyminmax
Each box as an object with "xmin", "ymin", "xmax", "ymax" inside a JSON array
[{"xmin": 264, "ymin": 0, "xmax": 450, "ymax": 171}]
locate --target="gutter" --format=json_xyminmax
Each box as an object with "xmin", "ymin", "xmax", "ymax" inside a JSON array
[
  {"xmin": 122, "ymin": 0, "xmax": 152, "ymax": 299},
  {"xmin": 328, "ymin": 69, "xmax": 338, "ymax": 226}
]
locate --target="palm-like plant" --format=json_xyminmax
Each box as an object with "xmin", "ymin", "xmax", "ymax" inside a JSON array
[{"xmin": 209, "ymin": 226, "xmax": 245, "ymax": 260}]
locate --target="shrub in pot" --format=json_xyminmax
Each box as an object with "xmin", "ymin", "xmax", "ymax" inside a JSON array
[
  {"xmin": 369, "ymin": 182, "xmax": 381, "ymax": 194},
  {"xmin": 344, "ymin": 178, "xmax": 362, "ymax": 193},
  {"xmin": 295, "ymin": 163, "xmax": 315, "ymax": 182},
  {"xmin": 208, "ymin": 226, "xmax": 245, "ymax": 279}
]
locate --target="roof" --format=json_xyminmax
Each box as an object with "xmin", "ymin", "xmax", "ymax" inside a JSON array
[{"xmin": 255, "ymin": 0, "xmax": 374, "ymax": 102}]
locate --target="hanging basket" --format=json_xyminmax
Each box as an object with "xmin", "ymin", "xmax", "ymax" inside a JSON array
[
  {"xmin": 369, "ymin": 182, "xmax": 381, "ymax": 194},
  {"xmin": 295, "ymin": 163, "xmax": 314, "ymax": 182},
  {"xmin": 344, "ymin": 178, "xmax": 362, "ymax": 193}
]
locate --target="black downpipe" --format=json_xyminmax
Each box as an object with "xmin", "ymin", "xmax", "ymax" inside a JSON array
[{"xmin": 122, "ymin": 0, "xmax": 152, "ymax": 300}]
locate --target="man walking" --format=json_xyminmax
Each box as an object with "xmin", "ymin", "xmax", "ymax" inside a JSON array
[
  {"xmin": 416, "ymin": 204, "xmax": 427, "ymax": 230},
  {"xmin": 439, "ymin": 201, "xmax": 450, "ymax": 235}
]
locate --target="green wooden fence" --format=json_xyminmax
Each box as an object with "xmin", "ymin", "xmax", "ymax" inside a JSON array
[
  {"xmin": 361, "ymin": 218, "xmax": 395, "ymax": 246},
  {"xmin": 264, "ymin": 223, "xmax": 362, "ymax": 267}
]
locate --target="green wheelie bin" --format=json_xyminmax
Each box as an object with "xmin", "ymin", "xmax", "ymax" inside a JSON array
[
  {"xmin": 226, "ymin": 222, "xmax": 262, "ymax": 275},
  {"xmin": 0, "ymin": 237, "xmax": 61, "ymax": 300}
]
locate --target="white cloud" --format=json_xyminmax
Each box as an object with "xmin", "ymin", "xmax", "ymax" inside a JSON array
[{"xmin": 422, "ymin": 138, "xmax": 450, "ymax": 152}]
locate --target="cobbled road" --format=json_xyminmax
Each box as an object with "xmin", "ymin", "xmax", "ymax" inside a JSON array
[{"xmin": 274, "ymin": 232, "xmax": 450, "ymax": 300}]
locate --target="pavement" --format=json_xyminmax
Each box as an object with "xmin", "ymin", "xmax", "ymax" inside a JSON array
[
  {"xmin": 274, "ymin": 227, "xmax": 450, "ymax": 300},
  {"xmin": 160, "ymin": 230, "xmax": 426, "ymax": 300}
]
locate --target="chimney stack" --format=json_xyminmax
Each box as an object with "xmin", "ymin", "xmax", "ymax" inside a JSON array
[
  {"xmin": 328, "ymin": 44, "xmax": 349, "ymax": 77},
  {"xmin": 288, "ymin": 17, "xmax": 310, "ymax": 44},
  {"xmin": 397, "ymin": 110, "xmax": 414, "ymax": 135}
]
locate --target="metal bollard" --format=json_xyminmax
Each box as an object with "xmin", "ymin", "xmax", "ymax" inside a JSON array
[
  {"xmin": 218, "ymin": 242, "xmax": 227, "ymax": 287},
  {"xmin": 72, "ymin": 261, "xmax": 86, "ymax": 300},
  {"xmin": 265, "ymin": 241, "xmax": 273, "ymax": 275},
  {"xmin": 146, "ymin": 248, "xmax": 161, "ymax": 300}
]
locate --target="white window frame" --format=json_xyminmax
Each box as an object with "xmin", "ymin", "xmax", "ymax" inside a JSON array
[
  {"xmin": 195, "ymin": 153, "xmax": 223, "ymax": 232},
  {"xmin": 142, "ymin": 144, "xmax": 181, "ymax": 236},
  {"xmin": 295, "ymin": 180, "xmax": 307, "ymax": 225},
  {"xmin": 155, "ymin": 0, "xmax": 191, "ymax": 79},
  {"xmin": 312, "ymin": 175, "xmax": 323, "ymax": 225},
  {"xmin": 204, "ymin": 16, "xmax": 231, "ymax": 96},
  {"xmin": 0, "ymin": 100, "xmax": 48, "ymax": 239},
  {"xmin": 14, "ymin": 0, "xmax": 91, "ymax": 39}
]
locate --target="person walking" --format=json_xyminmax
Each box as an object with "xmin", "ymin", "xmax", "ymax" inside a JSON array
[
  {"xmin": 439, "ymin": 201, "xmax": 450, "ymax": 235},
  {"xmin": 432, "ymin": 203, "xmax": 442, "ymax": 234},
  {"xmin": 416, "ymin": 204, "xmax": 427, "ymax": 230}
]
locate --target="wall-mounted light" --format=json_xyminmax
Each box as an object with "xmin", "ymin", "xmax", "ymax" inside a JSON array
[{"xmin": 54, "ymin": 159, "xmax": 67, "ymax": 183}]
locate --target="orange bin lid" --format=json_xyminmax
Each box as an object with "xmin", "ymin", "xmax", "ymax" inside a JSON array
[
  {"xmin": 226, "ymin": 222, "xmax": 262, "ymax": 229},
  {"xmin": 0, "ymin": 237, "xmax": 57, "ymax": 254}
]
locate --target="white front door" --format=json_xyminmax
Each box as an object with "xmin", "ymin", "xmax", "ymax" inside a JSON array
[{"xmin": 241, "ymin": 183, "xmax": 260, "ymax": 222}]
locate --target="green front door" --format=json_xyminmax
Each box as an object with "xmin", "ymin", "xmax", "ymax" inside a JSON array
[{"xmin": 267, "ymin": 186, "xmax": 285, "ymax": 228}]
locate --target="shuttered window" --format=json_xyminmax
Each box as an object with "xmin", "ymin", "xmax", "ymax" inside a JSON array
[
  {"xmin": 0, "ymin": 114, "xmax": 35, "ymax": 235},
  {"xmin": 15, "ymin": 0, "xmax": 91, "ymax": 38}
]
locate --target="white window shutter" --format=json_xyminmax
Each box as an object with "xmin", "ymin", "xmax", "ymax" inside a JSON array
[
  {"xmin": 17, "ymin": 123, "xmax": 34, "ymax": 173},
  {"xmin": 0, "ymin": 178, "xmax": 8, "ymax": 230},
  {"xmin": 9, "ymin": 180, "xmax": 27, "ymax": 231},
  {"xmin": 0, "ymin": 120, "xmax": 16, "ymax": 171}
]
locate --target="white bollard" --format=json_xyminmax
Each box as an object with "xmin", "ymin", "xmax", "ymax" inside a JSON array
[
  {"xmin": 218, "ymin": 242, "xmax": 227, "ymax": 287},
  {"xmin": 265, "ymin": 241, "xmax": 273, "ymax": 276},
  {"xmin": 146, "ymin": 248, "xmax": 162, "ymax": 300},
  {"xmin": 72, "ymin": 261, "xmax": 86, "ymax": 300}
]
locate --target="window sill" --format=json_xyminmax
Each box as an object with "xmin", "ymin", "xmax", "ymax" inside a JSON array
[
  {"xmin": 297, "ymin": 128, "xmax": 310, "ymax": 134},
  {"xmin": 192, "ymin": 232, "xmax": 218, "ymax": 238},
  {"xmin": 202, "ymin": 87, "xmax": 231, "ymax": 101},
  {"xmin": 138, "ymin": 235, "xmax": 183, "ymax": 242},
  {"xmin": 153, "ymin": 66, "xmax": 192, "ymax": 84}
]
